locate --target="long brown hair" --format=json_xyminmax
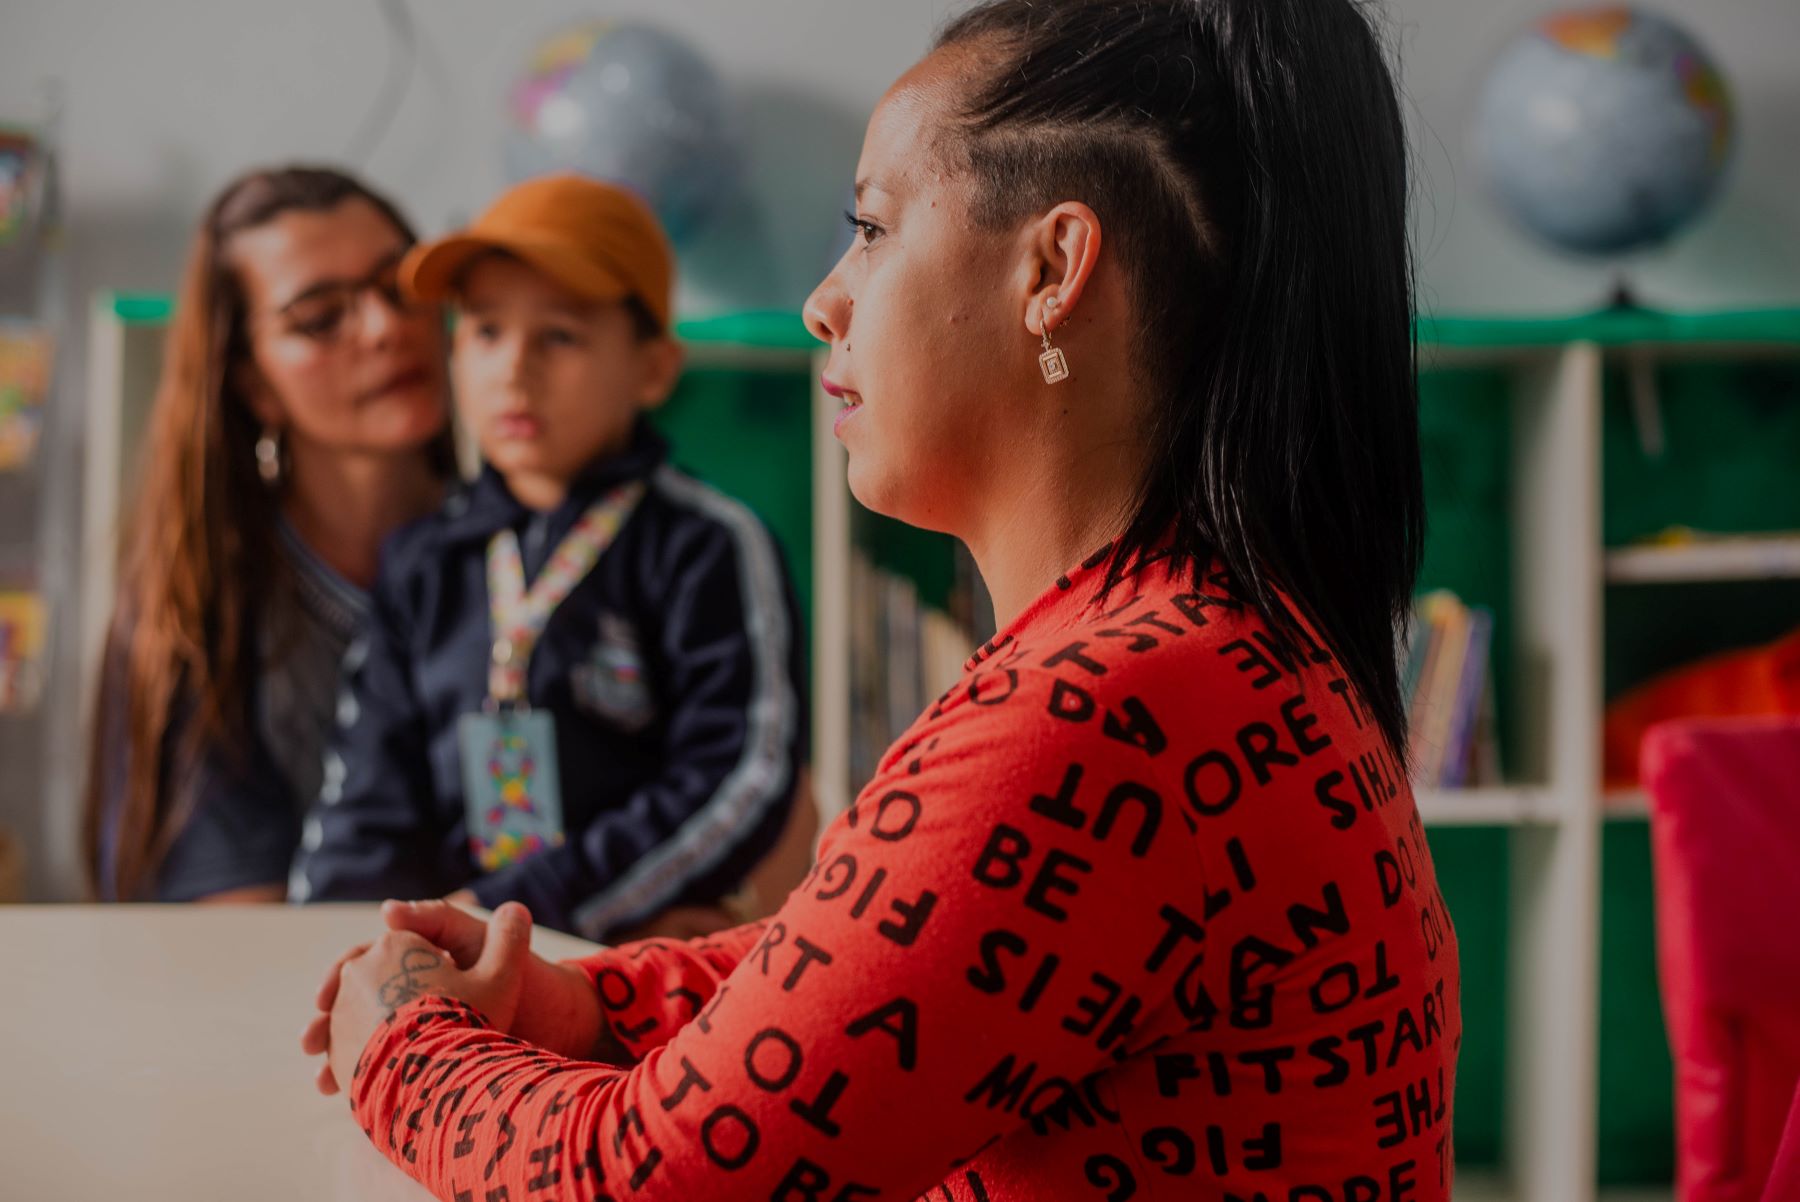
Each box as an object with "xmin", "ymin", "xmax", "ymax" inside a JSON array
[{"xmin": 82, "ymin": 166, "xmax": 449, "ymax": 901}]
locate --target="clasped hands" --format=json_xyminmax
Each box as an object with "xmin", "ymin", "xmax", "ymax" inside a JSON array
[{"xmin": 299, "ymin": 899, "xmax": 608, "ymax": 1096}]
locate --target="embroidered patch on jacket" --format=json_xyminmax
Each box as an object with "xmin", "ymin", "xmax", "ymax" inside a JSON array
[{"xmin": 571, "ymin": 612, "xmax": 657, "ymax": 733}]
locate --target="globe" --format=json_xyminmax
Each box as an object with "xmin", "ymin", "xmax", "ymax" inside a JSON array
[
  {"xmin": 1472, "ymin": 6, "xmax": 1733, "ymax": 256},
  {"xmin": 504, "ymin": 21, "xmax": 741, "ymax": 245}
]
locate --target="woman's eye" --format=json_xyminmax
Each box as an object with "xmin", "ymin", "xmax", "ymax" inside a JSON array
[
  {"xmin": 474, "ymin": 321, "xmax": 502, "ymax": 342},
  {"xmin": 543, "ymin": 327, "xmax": 579, "ymax": 347},
  {"xmin": 843, "ymin": 211, "xmax": 884, "ymax": 247},
  {"xmin": 289, "ymin": 305, "xmax": 346, "ymax": 338}
]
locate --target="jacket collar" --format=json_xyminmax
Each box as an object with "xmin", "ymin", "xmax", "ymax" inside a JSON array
[{"xmin": 438, "ymin": 418, "xmax": 669, "ymax": 547}]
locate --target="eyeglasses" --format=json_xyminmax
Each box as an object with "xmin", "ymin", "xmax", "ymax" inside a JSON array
[{"xmin": 259, "ymin": 255, "xmax": 423, "ymax": 344}]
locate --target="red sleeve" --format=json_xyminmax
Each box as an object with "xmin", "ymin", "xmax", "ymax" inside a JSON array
[
  {"xmin": 565, "ymin": 920, "xmax": 769, "ymax": 1060},
  {"xmin": 349, "ymin": 653, "xmax": 1206, "ymax": 1199}
]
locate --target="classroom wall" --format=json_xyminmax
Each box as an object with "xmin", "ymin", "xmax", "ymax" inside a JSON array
[{"xmin": 3, "ymin": 0, "xmax": 1798, "ymax": 322}]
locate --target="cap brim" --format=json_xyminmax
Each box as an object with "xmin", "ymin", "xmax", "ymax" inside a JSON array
[{"xmin": 400, "ymin": 234, "xmax": 633, "ymax": 306}]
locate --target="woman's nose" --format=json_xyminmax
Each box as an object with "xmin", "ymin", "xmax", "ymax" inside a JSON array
[
  {"xmin": 357, "ymin": 285, "xmax": 410, "ymax": 347},
  {"xmin": 803, "ymin": 265, "xmax": 850, "ymax": 346}
]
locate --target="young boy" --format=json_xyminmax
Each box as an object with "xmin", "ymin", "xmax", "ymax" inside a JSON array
[{"xmin": 291, "ymin": 174, "xmax": 811, "ymax": 940}]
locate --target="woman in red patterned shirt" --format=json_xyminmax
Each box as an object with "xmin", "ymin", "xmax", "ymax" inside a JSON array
[{"xmin": 303, "ymin": 0, "xmax": 1455, "ymax": 1197}]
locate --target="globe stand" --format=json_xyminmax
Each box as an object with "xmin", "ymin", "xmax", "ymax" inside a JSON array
[
  {"xmin": 1605, "ymin": 276, "xmax": 1646, "ymax": 312},
  {"xmin": 1600, "ymin": 274, "xmax": 1667, "ymax": 459}
]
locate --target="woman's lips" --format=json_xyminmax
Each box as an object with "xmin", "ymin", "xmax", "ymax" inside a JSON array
[
  {"xmin": 362, "ymin": 363, "xmax": 433, "ymax": 401},
  {"xmin": 832, "ymin": 393, "xmax": 863, "ymax": 437},
  {"xmin": 824, "ymin": 377, "xmax": 863, "ymax": 437}
]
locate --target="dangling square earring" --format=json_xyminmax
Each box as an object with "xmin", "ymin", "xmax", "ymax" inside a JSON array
[{"xmin": 1038, "ymin": 296, "xmax": 1069, "ymax": 384}]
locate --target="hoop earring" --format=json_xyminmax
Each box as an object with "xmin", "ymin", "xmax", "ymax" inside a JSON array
[
  {"xmin": 255, "ymin": 427, "xmax": 284, "ymax": 487},
  {"xmin": 1038, "ymin": 295, "xmax": 1069, "ymax": 384}
]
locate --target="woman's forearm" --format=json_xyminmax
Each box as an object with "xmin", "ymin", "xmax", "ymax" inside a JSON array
[{"xmin": 515, "ymin": 957, "xmax": 614, "ymax": 1062}]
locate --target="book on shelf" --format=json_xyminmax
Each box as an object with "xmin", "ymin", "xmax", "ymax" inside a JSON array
[
  {"xmin": 0, "ymin": 589, "xmax": 46, "ymax": 714},
  {"xmin": 0, "ymin": 322, "xmax": 51, "ymax": 472},
  {"xmin": 0, "ymin": 126, "xmax": 50, "ymax": 250},
  {"xmin": 1403, "ymin": 590, "xmax": 1497, "ymax": 790}
]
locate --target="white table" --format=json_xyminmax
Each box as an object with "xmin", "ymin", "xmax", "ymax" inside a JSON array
[{"xmin": 0, "ymin": 905, "xmax": 599, "ymax": 1200}]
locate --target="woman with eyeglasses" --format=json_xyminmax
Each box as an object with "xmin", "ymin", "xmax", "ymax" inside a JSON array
[{"xmin": 83, "ymin": 166, "xmax": 455, "ymax": 903}]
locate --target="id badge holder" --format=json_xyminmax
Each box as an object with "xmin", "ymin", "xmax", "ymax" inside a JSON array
[{"xmin": 458, "ymin": 706, "xmax": 566, "ymax": 873}]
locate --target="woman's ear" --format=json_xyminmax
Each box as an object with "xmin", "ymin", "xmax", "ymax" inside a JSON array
[
  {"xmin": 1023, "ymin": 201, "xmax": 1103, "ymax": 338},
  {"xmin": 234, "ymin": 357, "xmax": 286, "ymax": 429},
  {"xmin": 635, "ymin": 337, "xmax": 687, "ymax": 411}
]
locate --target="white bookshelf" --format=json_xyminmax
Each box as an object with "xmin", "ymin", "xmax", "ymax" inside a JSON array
[
  {"xmin": 1605, "ymin": 537, "xmax": 1800, "ymax": 583},
  {"xmin": 1454, "ymin": 1171, "xmax": 1673, "ymax": 1202},
  {"xmin": 810, "ymin": 354, "xmax": 854, "ymax": 821},
  {"xmin": 1603, "ymin": 788, "xmax": 1653, "ymax": 820},
  {"xmin": 1415, "ymin": 785, "xmax": 1565, "ymax": 826},
  {"xmin": 1496, "ymin": 342, "xmax": 1605, "ymax": 1202},
  {"xmin": 80, "ymin": 298, "xmax": 163, "ymax": 716}
]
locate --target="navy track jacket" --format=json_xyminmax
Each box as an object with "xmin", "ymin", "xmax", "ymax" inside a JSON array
[{"xmin": 290, "ymin": 421, "xmax": 809, "ymax": 938}]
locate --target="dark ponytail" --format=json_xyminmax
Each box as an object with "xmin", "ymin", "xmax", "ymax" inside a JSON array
[{"xmin": 936, "ymin": 0, "xmax": 1424, "ymax": 763}]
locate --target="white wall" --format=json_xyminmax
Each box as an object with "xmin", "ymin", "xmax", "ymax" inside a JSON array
[
  {"xmin": 0, "ymin": 0, "xmax": 953, "ymax": 316},
  {"xmin": 3, "ymin": 0, "xmax": 1796, "ymax": 318}
]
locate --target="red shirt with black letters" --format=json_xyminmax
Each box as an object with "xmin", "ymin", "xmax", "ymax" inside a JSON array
[{"xmin": 352, "ymin": 548, "xmax": 1461, "ymax": 1201}]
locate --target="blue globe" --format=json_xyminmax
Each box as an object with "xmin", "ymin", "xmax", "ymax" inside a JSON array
[
  {"xmin": 504, "ymin": 21, "xmax": 741, "ymax": 245},
  {"xmin": 1473, "ymin": 6, "xmax": 1734, "ymax": 256}
]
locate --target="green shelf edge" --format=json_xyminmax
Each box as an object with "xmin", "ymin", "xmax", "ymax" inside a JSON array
[
  {"xmin": 104, "ymin": 291, "xmax": 816, "ymax": 349},
  {"xmin": 1418, "ymin": 305, "xmax": 1800, "ymax": 348},
  {"xmin": 108, "ymin": 292, "xmax": 174, "ymax": 324},
  {"xmin": 673, "ymin": 310, "xmax": 816, "ymax": 351},
  {"xmin": 105, "ymin": 291, "xmax": 1800, "ymax": 351}
]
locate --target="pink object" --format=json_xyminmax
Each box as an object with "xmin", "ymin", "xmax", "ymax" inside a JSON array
[
  {"xmin": 1644, "ymin": 717, "xmax": 1800, "ymax": 1202},
  {"xmin": 1765, "ymin": 1080, "xmax": 1800, "ymax": 1202}
]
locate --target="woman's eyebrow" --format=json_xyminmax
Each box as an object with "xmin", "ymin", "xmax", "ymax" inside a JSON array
[
  {"xmin": 854, "ymin": 177, "xmax": 896, "ymax": 203},
  {"xmin": 274, "ymin": 246, "xmax": 408, "ymax": 314}
]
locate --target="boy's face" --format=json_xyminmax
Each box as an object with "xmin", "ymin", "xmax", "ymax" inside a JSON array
[{"xmin": 452, "ymin": 255, "xmax": 681, "ymax": 508}]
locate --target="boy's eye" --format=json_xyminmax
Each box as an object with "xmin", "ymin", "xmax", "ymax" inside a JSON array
[
  {"xmin": 543, "ymin": 327, "xmax": 580, "ymax": 347},
  {"xmin": 473, "ymin": 320, "xmax": 502, "ymax": 342}
]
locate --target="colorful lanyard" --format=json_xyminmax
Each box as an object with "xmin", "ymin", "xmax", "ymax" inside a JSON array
[{"xmin": 486, "ymin": 481, "xmax": 645, "ymax": 705}]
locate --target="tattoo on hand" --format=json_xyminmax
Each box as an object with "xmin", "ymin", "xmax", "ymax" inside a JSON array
[{"xmin": 376, "ymin": 948, "xmax": 444, "ymax": 1015}]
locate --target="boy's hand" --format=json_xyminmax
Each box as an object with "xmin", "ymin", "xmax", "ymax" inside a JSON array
[{"xmin": 325, "ymin": 902, "xmax": 533, "ymax": 1094}]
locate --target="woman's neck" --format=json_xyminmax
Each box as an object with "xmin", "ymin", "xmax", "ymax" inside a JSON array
[
  {"xmin": 965, "ymin": 450, "xmax": 1143, "ymax": 628},
  {"xmin": 962, "ymin": 384, "xmax": 1150, "ymax": 627},
  {"xmin": 282, "ymin": 441, "xmax": 444, "ymax": 590}
]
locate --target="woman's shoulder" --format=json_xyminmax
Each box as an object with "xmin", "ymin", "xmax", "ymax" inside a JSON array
[
  {"xmin": 1008, "ymin": 560, "xmax": 1308, "ymax": 695},
  {"xmin": 930, "ymin": 560, "xmax": 1375, "ymax": 775}
]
